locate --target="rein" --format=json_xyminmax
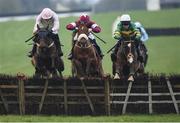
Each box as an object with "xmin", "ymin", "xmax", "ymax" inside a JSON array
[{"xmin": 75, "ymin": 43, "xmax": 92, "ymax": 49}]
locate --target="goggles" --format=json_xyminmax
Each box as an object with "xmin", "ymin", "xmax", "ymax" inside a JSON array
[{"xmin": 122, "ymin": 21, "xmax": 130, "ymax": 25}]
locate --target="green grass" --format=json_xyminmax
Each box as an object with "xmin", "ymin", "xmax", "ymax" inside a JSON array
[
  {"xmin": 146, "ymin": 36, "xmax": 180, "ymax": 74},
  {"xmin": 0, "ymin": 114, "xmax": 179, "ymax": 122},
  {"xmin": 0, "ymin": 8, "xmax": 180, "ymax": 76}
]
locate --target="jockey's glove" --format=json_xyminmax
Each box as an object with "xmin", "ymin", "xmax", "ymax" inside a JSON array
[
  {"xmin": 49, "ymin": 30, "xmax": 54, "ymax": 34},
  {"xmin": 118, "ymin": 37, "xmax": 123, "ymax": 42},
  {"xmin": 114, "ymin": 35, "xmax": 121, "ymax": 40},
  {"xmin": 73, "ymin": 27, "xmax": 78, "ymax": 33},
  {"xmin": 135, "ymin": 36, "xmax": 140, "ymax": 41},
  {"xmin": 88, "ymin": 28, "xmax": 92, "ymax": 32},
  {"xmin": 33, "ymin": 31, "xmax": 37, "ymax": 35}
]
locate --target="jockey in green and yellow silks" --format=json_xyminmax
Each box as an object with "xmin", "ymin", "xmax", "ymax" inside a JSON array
[{"xmin": 111, "ymin": 14, "xmax": 142, "ymax": 61}]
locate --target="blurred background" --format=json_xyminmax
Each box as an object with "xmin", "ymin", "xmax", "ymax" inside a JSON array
[
  {"xmin": 0, "ymin": 0, "xmax": 180, "ymax": 18},
  {"xmin": 0, "ymin": 0, "xmax": 180, "ymax": 76}
]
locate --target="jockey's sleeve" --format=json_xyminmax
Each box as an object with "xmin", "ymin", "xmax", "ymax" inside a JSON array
[
  {"xmin": 132, "ymin": 23, "xmax": 141, "ymax": 40},
  {"xmin": 140, "ymin": 27, "xmax": 149, "ymax": 42},
  {"xmin": 91, "ymin": 24, "xmax": 101, "ymax": 33},
  {"xmin": 66, "ymin": 22, "xmax": 76, "ymax": 30},
  {"xmin": 33, "ymin": 14, "xmax": 41, "ymax": 33},
  {"xmin": 51, "ymin": 14, "xmax": 59, "ymax": 34},
  {"xmin": 113, "ymin": 24, "xmax": 121, "ymax": 40},
  {"xmin": 114, "ymin": 31, "xmax": 121, "ymax": 40}
]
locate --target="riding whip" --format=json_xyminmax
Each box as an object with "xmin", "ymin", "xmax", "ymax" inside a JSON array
[
  {"xmin": 25, "ymin": 35, "xmax": 36, "ymax": 43},
  {"xmin": 106, "ymin": 42, "xmax": 118, "ymax": 54},
  {"xmin": 91, "ymin": 32, "xmax": 107, "ymax": 44},
  {"xmin": 107, "ymin": 37, "xmax": 123, "ymax": 54}
]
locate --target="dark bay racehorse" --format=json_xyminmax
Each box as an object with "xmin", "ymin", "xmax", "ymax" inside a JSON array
[
  {"xmin": 113, "ymin": 40, "xmax": 144, "ymax": 81},
  {"xmin": 31, "ymin": 25, "xmax": 64, "ymax": 78},
  {"xmin": 72, "ymin": 24, "xmax": 103, "ymax": 77}
]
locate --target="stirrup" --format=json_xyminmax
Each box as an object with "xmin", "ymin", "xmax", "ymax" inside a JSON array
[
  {"xmin": 27, "ymin": 52, "xmax": 33, "ymax": 57},
  {"xmin": 28, "ymin": 54, "xmax": 33, "ymax": 58},
  {"xmin": 58, "ymin": 52, "xmax": 63, "ymax": 57},
  {"xmin": 100, "ymin": 54, "xmax": 104, "ymax": 59}
]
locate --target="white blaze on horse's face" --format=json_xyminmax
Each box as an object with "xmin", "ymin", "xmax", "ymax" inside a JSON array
[
  {"xmin": 77, "ymin": 34, "xmax": 88, "ymax": 41},
  {"xmin": 128, "ymin": 56, "xmax": 133, "ymax": 63},
  {"xmin": 127, "ymin": 43, "xmax": 133, "ymax": 63},
  {"xmin": 127, "ymin": 53, "xmax": 133, "ymax": 63}
]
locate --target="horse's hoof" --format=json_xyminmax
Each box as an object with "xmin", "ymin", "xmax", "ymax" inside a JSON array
[
  {"xmin": 128, "ymin": 75, "xmax": 134, "ymax": 81},
  {"xmin": 114, "ymin": 73, "xmax": 120, "ymax": 79}
]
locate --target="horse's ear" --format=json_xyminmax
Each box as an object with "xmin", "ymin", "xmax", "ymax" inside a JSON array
[{"xmin": 37, "ymin": 24, "xmax": 40, "ymax": 30}]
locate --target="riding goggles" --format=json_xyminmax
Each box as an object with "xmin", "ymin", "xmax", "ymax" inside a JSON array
[{"xmin": 122, "ymin": 21, "xmax": 130, "ymax": 25}]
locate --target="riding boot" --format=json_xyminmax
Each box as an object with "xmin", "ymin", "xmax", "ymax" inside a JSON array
[
  {"xmin": 142, "ymin": 43, "xmax": 148, "ymax": 53},
  {"xmin": 144, "ymin": 53, "xmax": 148, "ymax": 67},
  {"xmin": 28, "ymin": 44, "xmax": 36, "ymax": 57},
  {"xmin": 95, "ymin": 44, "xmax": 104, "ymax": 59},
  {"xmin": 111, "ymin": 42, "xmax": 120, "ymax": 61},
  {"xmin": 91, "ymin": 39, "xmax": 104, "ymax": 59},
  {"xmin": 52, "ymin": 34, "xmax": 63, "ymax": 57}
]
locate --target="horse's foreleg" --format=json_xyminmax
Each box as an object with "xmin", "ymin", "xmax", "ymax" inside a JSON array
[
  {"xmin": 114, "ymin": 61, "xmax": 121, "ymax": 79},
  {"xmin": 73, "ymin": 59, "xmax": 83, "ymax": 77},
  {"xmin": 31, "ymin": 56, "xmax": 36, "ymax": 67},
  {"xmin": 86, "ymin": 59, "xmax": 91, "ymax": 76},
  {"xmin": 128, "ymin": 64, "xmax": 136, "ymax": 81},
  {"xmin": 51, "ymin": 57, "xmax": 55, "ymax": 68},
  {"xmin": 98, "ymin": 61, "xmax": 104, "ymax": 77},
  {"xmin": 56, "ymin": 57, "xmax": 64, "ymax": 73}
]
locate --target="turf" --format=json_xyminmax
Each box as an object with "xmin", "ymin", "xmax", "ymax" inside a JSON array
[{"xmin": 0, "ymin": 114, "xmax": 179, "ymax": 122}]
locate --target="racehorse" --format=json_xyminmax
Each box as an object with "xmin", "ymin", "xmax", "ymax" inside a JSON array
[
  {"xmin": 31, "ymin": 25, "xmax": 64, "ymax": 78},
  {"xmin": 71, "ymin": 24, "xmax": 103, "ymax": 77},
  {"xmin": 113, "ymin": 39, "xmax": 144, "ymax": 81}
]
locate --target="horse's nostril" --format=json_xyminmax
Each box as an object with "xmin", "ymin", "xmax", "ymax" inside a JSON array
[
  {"xmin": 128, "ymin": 53, "xmax": 133, "ymax": 58},
  {"xmin": 128, "ymin": 54, "xmax": 132, "ymax": 58}
]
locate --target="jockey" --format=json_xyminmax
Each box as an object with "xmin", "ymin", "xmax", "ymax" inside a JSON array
[
  {"xmin": 111, "ymin": 14, "xmax": 142, "ymax": 62},
  {"xmin": 28, "ymin": 8, "xmax": 63, "ymax": 57},
  {"xmin": 134, "ymin": 21, "xmax": 149, "ymax": 65},
  {"xmin": 66, "ymin": 14, "xmax": 103, "ymax": 60}
]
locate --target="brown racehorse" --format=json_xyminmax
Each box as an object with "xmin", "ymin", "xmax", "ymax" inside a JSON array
[
  {"xmin": 113, "ymin": 40, "xmax": 144, "ymax": 81},
  {"xmin": 31, "ymin": 25, "xmax": 64, "ymax": 78},
  {"xmin": 71, "ymin": 24, "xmax": 103, "ymax": 77}
]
